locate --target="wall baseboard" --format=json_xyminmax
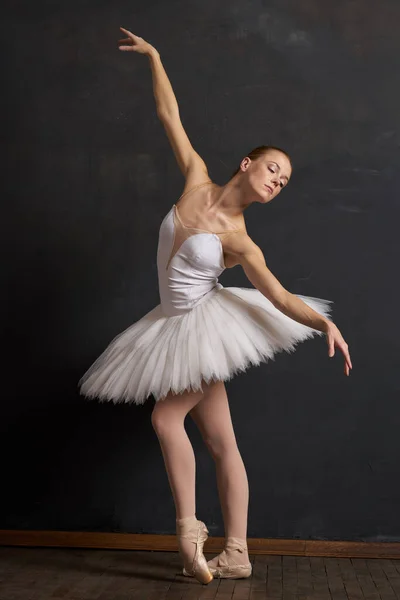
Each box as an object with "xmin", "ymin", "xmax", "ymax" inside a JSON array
[{"xmin": 0, "ymin": 530, "xmax": 399, "ymax": 558}]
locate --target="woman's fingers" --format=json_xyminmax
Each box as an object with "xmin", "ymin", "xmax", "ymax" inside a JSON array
[
  {"xmin": 118, "ymin": 27, "xmax": 153, "ymax": 54},
  {"xmin": 118, "ymin": 38, "xmax": 138, "ymax": 52},
  {"xmin": 344, "ymin": 355, "xmax": 350, "ymax": 376},
  {"xmin": 119, "ymin": 27, "xmax": 141, "ymax": 43},
  {"xmin": 120, "ymin": 27, "xmax": 134, "ymax": 36},
  {"xmin": 326, "ymin": 323, "xmax": 352, "ymax": 375},
  {"xmin": 338, "ymin": 341, "xmax": 352, "ymax": 376},
  {"xmin": 118, "ymin": 37, "xmax": 134, "ymax": 51},
  {"xmin": 327, "ymin": 329, "xmax": 335, "ymax": 357},
  {"xmin": 340, "ymin": 338, "xmax": 352, "ymax": 371}
]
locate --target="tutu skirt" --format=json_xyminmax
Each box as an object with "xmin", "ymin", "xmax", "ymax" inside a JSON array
[{"xmin": 78, "ymin": 286, "xmax": 333, "ymax": 405}]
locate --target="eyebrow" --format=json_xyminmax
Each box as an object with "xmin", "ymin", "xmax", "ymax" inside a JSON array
[{"xmin": 268, "ymin": 161, "xmax": 289, "ymax": 182}]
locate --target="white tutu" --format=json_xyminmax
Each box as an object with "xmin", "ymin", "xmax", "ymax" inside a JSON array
[{"xmin": 78, "ymin": 286, "xmax": 333, "ymax": 405}]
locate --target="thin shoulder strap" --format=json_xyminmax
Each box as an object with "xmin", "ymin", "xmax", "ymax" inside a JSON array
[
  {"xmin": 177, "ymin": 180, "xmax": 214, "ymax": 201},
  {"xmin": 176, "ymin": 180, "xmax": 247, "ymax": 234}
]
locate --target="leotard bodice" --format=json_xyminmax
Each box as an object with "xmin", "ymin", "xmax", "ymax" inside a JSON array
[{"xmin": 156, "ymin": 183, "xmax": 244, "ymax": 316}]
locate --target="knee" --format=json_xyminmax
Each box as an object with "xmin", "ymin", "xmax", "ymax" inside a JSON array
[
  {"xmin": 151, "ymin": 406, "xmax": 179, "ymax": 438},
  {"xmin": 151, "ymin": 408, "xmax": 167, "ymax": 436}
]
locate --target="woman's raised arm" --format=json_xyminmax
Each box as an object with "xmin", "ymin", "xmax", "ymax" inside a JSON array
[{"xmin": 118, "ymin": 28, "xmax": 209, "ymax": 179}]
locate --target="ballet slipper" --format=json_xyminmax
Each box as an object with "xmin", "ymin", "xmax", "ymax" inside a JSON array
[
  {"xmin": 208, "ymin": 536, "xmax": 252, "ymax": 579},
  {"xmin": 176, "ymin": 516, "xmax": 213, "ymax": 585}
]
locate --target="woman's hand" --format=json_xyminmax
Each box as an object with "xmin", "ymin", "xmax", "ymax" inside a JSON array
[
  {"xmin": 324, "ymin": 321, "xmax": 353, "ymax": 376},
  {"xmin": 118, "ymin": 27, "xmax": 155, "ymax": 55}
]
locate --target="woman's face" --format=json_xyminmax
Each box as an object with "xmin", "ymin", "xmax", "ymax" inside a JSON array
[{"xmin": 241, "ymin": 150, "xmax": 292, "ymax": 203}]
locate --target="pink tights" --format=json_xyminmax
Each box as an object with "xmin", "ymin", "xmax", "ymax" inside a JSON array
[{"xmin": 151, "ymin": 380, "xmax": 250, "ymax": 568}]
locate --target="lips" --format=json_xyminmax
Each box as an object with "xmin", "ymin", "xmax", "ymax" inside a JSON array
[{"xmin": 264, "ymin": 184, "xmax": 273, "ymax": 193}]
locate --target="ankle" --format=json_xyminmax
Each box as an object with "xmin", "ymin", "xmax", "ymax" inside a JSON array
[
  {"xmin": 225, "ymin": 536, "xmax": 247, "ymax": 550},
  {"xmin": 224, "ymin": 536, "xmax": 250, "ymax": 564},
  {"xmin": 176, "ymin": 515, "xmax": 197, "ymax": 525},
  {"xmin": 176, "ymin": 515, "xmax": 197, "ymax": 533}
]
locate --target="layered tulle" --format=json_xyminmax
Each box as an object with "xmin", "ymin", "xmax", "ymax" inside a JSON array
[{"xmin": 78, "ymin": 287, "xmax": 333, "ymax": 405}]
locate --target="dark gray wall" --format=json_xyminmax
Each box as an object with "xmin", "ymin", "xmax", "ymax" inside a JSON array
[{"xmin": 2, "ymin": 0, "xmax": 399, "ymax": 542}]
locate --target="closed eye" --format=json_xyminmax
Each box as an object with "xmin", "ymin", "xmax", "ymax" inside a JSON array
[{"xmin": 268, "ymin": 167, "xmax": 285, "ymax": 188}]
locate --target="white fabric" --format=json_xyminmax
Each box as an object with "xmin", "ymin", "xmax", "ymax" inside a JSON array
[
  {"xmin": 78, "ymin": 204, "xmax": 333, "ymax": 404},
  {"xmin": 157, "ymin": 205, "xmax": 226, "ymax": 316}
]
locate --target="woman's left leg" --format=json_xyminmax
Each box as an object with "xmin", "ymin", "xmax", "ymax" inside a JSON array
[{"xmin": 189, "ymin": 380, "xmax": 250, "ymax": 569}]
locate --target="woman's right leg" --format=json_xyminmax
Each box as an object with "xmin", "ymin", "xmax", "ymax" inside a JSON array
[
  {"xmin": 151, "ymin": 385, "xmax": 206, "ymax": 520},
  {"xmin": 151, "ymin": 382, "xmax": 212, "ymax": 577},
  {"xmin": 189, "ymin": 380, "xmax": 250, "ymax": 568}
]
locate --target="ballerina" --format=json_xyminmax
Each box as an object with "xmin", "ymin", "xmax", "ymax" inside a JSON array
[{"xmin": 79, "ymin": 28, "xmax": 352, "ymax": 585}]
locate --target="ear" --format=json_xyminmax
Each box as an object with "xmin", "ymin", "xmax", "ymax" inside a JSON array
[{"xmin": 240, "ymin": 156, "xmax": 251, "ymax": 171}]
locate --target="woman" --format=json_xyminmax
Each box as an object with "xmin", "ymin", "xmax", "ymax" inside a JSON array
[{"xmin": 79, "ymin": 28, "xmax": 352, "ymax": 585}]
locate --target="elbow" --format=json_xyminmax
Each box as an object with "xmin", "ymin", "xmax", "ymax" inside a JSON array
[
  {"xmin": 157, "ymin": 108, "xmax": 179, "ymax": 122},
  {"xmin": 271, "ymin": 289, "xmax": 290, "ymax": 310},
  {"xmin": 241, "ymin": 254, "xmax": 289, "ymax": 309},
  {"xmin": 157, "ymin": 109, "xmax": 168, "ymax": 122}
]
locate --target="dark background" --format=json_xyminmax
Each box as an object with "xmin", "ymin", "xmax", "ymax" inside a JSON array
[{"xmin": 2, "ymin": 0, "xmax": 399, "ymax": 542}]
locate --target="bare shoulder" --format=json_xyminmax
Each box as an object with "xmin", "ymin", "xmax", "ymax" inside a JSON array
[
  {"xmin": 180, "ymin": 160, "xmax": 213, "ymax": 196},
  {"xmin": 223, "ymin": 230, "xmax": 287, "ymax": 305},
  {"xmin": 222, "ymin": 230, "xmax": 266, "ymax": 269},
  {"xmin": 223, "ymin": 230, "xmax": 264, "ymax": 259}
]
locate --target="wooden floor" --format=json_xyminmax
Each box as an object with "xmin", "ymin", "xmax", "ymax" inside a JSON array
[{"xmin": 1, "ymin": 546, "xmax": 400, "ymax": 599}]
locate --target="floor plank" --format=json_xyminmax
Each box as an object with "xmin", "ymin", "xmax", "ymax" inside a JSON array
[{"xmin": 1, "ymin": 547, "xmax": 400, "ymax": 600}]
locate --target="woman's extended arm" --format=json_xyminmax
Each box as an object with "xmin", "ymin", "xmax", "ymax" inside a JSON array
[
  {"xmin": 223, "ymin": 231, "xmax": 353, "ymax": 376},
  {"xmin": 118, "ymin": 28, "xmax": 208, "ymax": 178}
]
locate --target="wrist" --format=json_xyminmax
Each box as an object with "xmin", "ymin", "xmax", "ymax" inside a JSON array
[
  {"xmin": 321, "ymin": 319, "xmax": 334, "ymax": 334},
  {"xmin": 147, "ymin": 46, "xmax": 160, "ymax": 59}
]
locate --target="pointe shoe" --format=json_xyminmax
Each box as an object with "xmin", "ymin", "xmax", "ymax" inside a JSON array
[
  {"xmin": 177, "ymin": 517, "xmax": 213, "ymax": 585},
  {"xmin": 208, "ymin": 537, "xmax": 252, "ymax": 579}
]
